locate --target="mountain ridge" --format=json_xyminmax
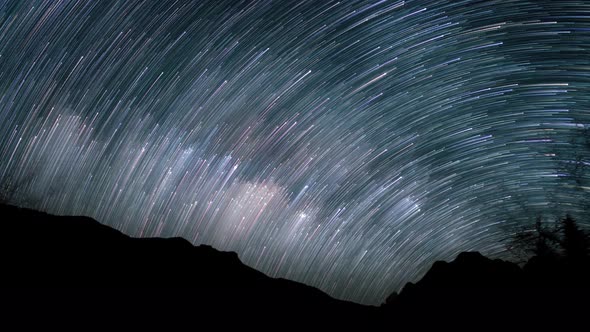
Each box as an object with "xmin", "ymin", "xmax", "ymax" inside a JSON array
[
  {"xmin": 0, "ymin": 203, "xmax": 376, "ymax": 325},
  {"xmin": 2, "ymin": 203, "xmax": 589, "ymax": 328}
]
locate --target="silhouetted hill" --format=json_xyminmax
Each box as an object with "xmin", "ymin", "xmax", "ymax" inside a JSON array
[
  {"xmin": 383, "ymin": 251, "xmax": 590, "ymax": 328},
  {"xmin": 2, "ymin": 203, "xmax": 589, "ymax": 329},
  {"xmin": 0, "ymin": 203, "xmax": 374, "ymax": 326}
]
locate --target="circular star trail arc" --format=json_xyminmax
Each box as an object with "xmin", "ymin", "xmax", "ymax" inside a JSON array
[{"xmin": 1, "ymin": 0, "xmax": 589, "ymax": 305}]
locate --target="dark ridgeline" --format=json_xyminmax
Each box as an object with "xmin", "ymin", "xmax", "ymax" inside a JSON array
[
  {"xmin": 384, "ymin": 252, "xmax": 590, "ymax": 328},
  {"xmin": 1, "ymin": 203, "xmax": 589, "ymax": 329},
  {"xmin": 0, "ymin": 203, "xmax": 375, "ymax": 328},
  {"xmin": 383, "ymin": 215, "xmax": 590, "ymax": 329}
]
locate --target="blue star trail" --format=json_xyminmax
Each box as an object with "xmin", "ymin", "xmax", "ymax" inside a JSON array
[{"xmin": 1, "ymin": 0, "xmax": 589, "ymax": 305}]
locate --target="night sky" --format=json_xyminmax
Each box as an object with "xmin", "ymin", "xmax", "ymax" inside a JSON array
[{"xmin": 1, "ymin": 0, "xmax": 589, "ymax": 305}]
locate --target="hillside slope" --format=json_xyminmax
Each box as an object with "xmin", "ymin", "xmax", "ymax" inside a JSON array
[{"xmin": 0, "ymin": 203, "xmax": 374, "ymax": 325}]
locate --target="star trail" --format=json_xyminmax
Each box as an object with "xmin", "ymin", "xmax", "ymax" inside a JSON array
[{"xmin": 1, "ymin": 0, "xmax": 589, "ymax": 305}]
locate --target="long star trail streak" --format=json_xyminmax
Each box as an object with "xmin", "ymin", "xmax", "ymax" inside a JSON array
[{"xmin": 1, "ymin": 0, "xmax": 589, "ymax": 305}]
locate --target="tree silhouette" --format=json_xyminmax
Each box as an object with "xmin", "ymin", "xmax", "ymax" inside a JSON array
[
  {"xmin": 557, "ymin": 125, "xmax": 590, "ymax": 218},
  {"xmin": 0, "ymin": 175, "xmax": 20, "ymax": 204},
  {"xmin": 506, "ymin": 216, "xmax": 560, "ymax": 264},
  {"xmin": 0, "ymin": 173, "xmax": 38, "ymax": 206},
  {"xmin": 509, "ymin": 215, "xmax": 589, "ymax": 267},
  {"xmin": 533, "ymin": 219, "xmax": 558, "ymax": 259},
  {"xmin": 560, "ymin": 215, "xmax": 590, "ymax": 263}
]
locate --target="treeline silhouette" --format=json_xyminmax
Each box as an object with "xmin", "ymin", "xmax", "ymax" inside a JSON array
[{"xmin": 510, "ymin": 215, "xmax": 590, "ymax": 288}]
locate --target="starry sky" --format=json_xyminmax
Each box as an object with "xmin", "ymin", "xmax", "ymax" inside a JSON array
[{"xmin": 1, "ymin": 0, "xmax": 589, "ymax": 305}]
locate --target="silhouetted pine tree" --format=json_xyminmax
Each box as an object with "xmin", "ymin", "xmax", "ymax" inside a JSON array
[
  {"xmin": 507, "ymin": 217, "xmax": 560, "ymax": 264},
  {"xmin": 560, "ymin": 215, "xmax": 589, "ymax": 262}
]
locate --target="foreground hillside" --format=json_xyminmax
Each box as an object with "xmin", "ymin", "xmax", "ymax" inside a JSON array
[
  {"xmin": 1, "ymin": 203, "xmax": 589, "ymax": 328},
  {"xmin": 0, "ymin": 204, "xmax": 374, "ymax": 323}
]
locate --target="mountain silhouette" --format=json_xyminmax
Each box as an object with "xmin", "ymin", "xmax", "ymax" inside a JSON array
[
  {"xmin": 383, "ymin": 251, "xmax": 590, "ymax": 329},
  {"xmin": 1, "ymin": 203, "xmax": 589, "ymax": 329},
  {"xmin": 0, "ymin": 203, "xmax": 374, "ymax": 327}
]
